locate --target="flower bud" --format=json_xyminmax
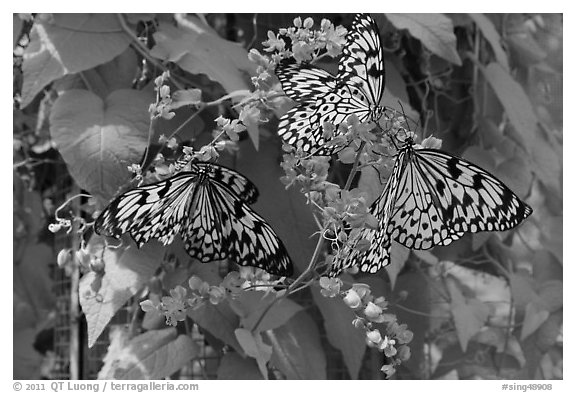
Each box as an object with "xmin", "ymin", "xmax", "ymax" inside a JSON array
[{"xmin": 342, "ymin": 289, "xmax": 362, "ymax": 309}]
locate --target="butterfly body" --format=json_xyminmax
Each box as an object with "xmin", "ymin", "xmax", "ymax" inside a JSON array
[{"xmin": 95, "ymin": 162, "xmax": 293, "ymax": 276}]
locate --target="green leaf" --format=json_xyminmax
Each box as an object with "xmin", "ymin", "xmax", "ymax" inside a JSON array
[
  {"xmin": 448, "ymin": 280, "xmax": 490, "ymax": 351},
  {"xmin": 479, "ymin": 62, "xmax": 560, "ymax": 192},
  {"xmin": 264, "ymin": 311, "xmax": 327, "ymax": 379},
  {"xmin": 311, "ymin": 287, "xmax": 365, "ymax": 379},
  {"xmin": 230, "ymin": 291, "xmax": 303, "ymax": 333},
  {"xmin": 217, "ymin": 352, "xmax": 264, "ymax": 380},
  {"xmin": 468, "ymin": 14, "xmax": 509, "ymax": 71},
  {"xmin": 506, "ymin": 33, "xmax": 547, "ymax": 66},
  {"xmin": 480, "ymin": 63, "xmax": 539, "ymax": 146},
  {"xmin": 50, "ymin": 89, "xmax": 152, "ymax": 201},
  {"xmin": 79, "ymin": 238, "xmax": 164, "ymax": 348},
  {"xmin": 151, "ymin": 17, "xmax": 256, "ymax": 94},
  {"xmin": 98, "ymin": 328, "xmax": 198, "ymax": 379},
  {"xmin": 475, "ymin": 328, "xmax": 526, "ymax": 367},
  {"xmin": 235, "ymin": 328, "xmax": 272, "ymax": 379},
  {"xmin": 385, "ymin": 13, "xmax": 462, "ymax": 65},
  {"xmin": 441, "ymin": 260, "xmax": 511, "ymax": 327},
  {"xmin": 539, "ymin": 216, "xmax": 562, "ymax": 264},
  {"xmin": 509, "ymin": 273, "xmax": 538, "ymax": 308},
  {"xmin": 520, "ymin": 302, "xmax": 550, "ymax": 340},
  {"xmin": 21, "ymin": 14, "xmax": 131, "ymax": 107},
  {"xmin": 537, "ymin": 280, "xmax": 563, "ymax": 313},
  {"xmin": 188, "ymin": 302, "xmax": 243, "ymax": 354}
]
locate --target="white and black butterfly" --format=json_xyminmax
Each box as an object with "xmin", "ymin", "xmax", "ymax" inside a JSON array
[
  {"xmin": 276, "ymin": 13, "xmax": 385, "ymax": 155},
  {"xmin": 94, "ymin": 162, "xmax": 293, "ymax": 276},
  {"xmin": 330, "ymin": 138, "xmax": 533, "ymax": 275}
]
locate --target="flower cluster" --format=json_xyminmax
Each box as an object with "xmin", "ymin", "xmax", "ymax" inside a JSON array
[
  {"xmin": 263, "ymin": 16, "xmax": 347, "ymax": 63},
  {"xmin": 140, "ymin": 267, "xmax": 285, "ymax": 327},
  {"xmin": 149, "ymin": 72, "xmax": 175, "ymax": 120},
  {"xmin": 242, "ymin": 17, "xmax": 347, "ymax": 131},
  {"xmin": 319, "ymin": 278, "xmax": 414, "ymax": 377}
]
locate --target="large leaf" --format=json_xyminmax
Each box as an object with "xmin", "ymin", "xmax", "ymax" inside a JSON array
[
  {"xmin": 311, "ymin": 287, "xmax": 365, "ymax": 379},
  {"xmin": 50, "ymin": 89, "xmax": 152, "ymax": 201},
  {"xmin": 79, "ymin": 238, "xmax": 164, "ymax": 347},
  {"xmin": 229, "ymin": 291, "xmax": 303, "ymax": 333},
  {"xmin": 188, "ymin": 302, "xmax": 243, "ymax": 354},
  {"xmin": 98, "ymin": 327, "xmax": 198, "ymax": 379},
  {"xmin": 265, "ymin": 310, "xmax": 327, "ymax": 379},
  {"xmin": 441, "ymin": 261, "xmax": 511, "ymax": 327},
  {"xmin": 468, "ymin": 14, "xmax": 509, "ymax": 71},
  {"xmin": 520, "ymin": 302, "xmax": 550, "ymax": 340},
  {"xmin": 151, "ymin": 17, "xmax": 256, "ymax": 94},
  {"xmin": 479, "ymin": 62, "xmax": 560, "ymax": 192},
  {"xmin": 21, "ymin": 14, "xmax": 131, "ymax": 107},
  {"xmin": 235, "ymin": 328, "xmax": 273, "ymax": 379},
  {"xmin": 217, "ymin": 352, "xmax": 264, "ymax": 380},
  {"xmin": 510, "ymin": 272, "xmax": 538, "ymax": 308},
  {"xmin": 447, "ymin": 279, "xmax": 490, "ymax": 352},
  {"xmin": 385, "ymin": 14, "xmax": 462, "ymax": 65}
]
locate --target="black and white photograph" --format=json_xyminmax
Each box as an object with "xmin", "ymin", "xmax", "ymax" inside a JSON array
[{"xmin": 12, "ymin": 8, "xmax": 564, "ymax": 386}]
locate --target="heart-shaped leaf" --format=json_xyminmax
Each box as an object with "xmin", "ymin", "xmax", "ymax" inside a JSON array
[
  {"xmin": 50, "ymin": 88, "xmax": 152, "ymax": 201},
  {"xmin": 98, "ymin": 327, "xmax": 198, "ymax": 379},
  {"xmin": 79, "ymin": 237, "xmax": 164, "ymax": 347},
  {"xmin": 448, "ymin": 280, "xmax": 490, "ymax": 352}
]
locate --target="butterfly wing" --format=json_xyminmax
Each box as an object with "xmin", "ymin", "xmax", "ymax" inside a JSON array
[
  {"xmin": 276, "ymin": 61, "xmax": 338, "ymax": 103},
  {"xmin": 278, "ymin": 85, "xmax": 374, "ymax": 155},
  {"xmin": 202, "ymin": 164, "xmax": 293, "ymax": 276},
  {"xmin": 204, "ymin": 163, "xmax": 259, "ymax": 204},
  {"xmin": 276, "ymin": 14, "xmax": 385, "ymax": 155},
  {"xmin": 388, "ymin": 146, "xmax": 533, "ymax": 249},
  {"xmin": 329, "ymin": 157, "xmax": 402, "ymax": 276},
  {"xmin": 339, "ymin": 14, "xmax": 386, "ymax": 111},
  {"xmin": 95, "ymin": 163, "xmax": 293, "ymax": 276},
  {"xmin": 94, "ymin": 172, "xmax": 201, "ymax": 247}
]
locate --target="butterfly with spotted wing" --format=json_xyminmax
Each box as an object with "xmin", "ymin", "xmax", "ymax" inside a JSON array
[
  {"xmin": 329, "ymin": 137, "xmax": 533, "ymax": 276},
  {"xmin": 276, "ymin": 13, "xmax": 386, "ymax": 155},
  {"xmin": 94, "ymin": 162, "xmax": 293, "ymax": 277}
]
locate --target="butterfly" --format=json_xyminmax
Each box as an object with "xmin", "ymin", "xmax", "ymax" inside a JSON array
[
  {"xmin": 276, "ymin": 13, "xmax": 385, "ymax": 155},
  {"xmin": 329, "ymin": 137, "xmax": 533, "ymax": 276},
  {"xmin": 94, "ymin": 162, "xmax": 293, "ymax": 277}
]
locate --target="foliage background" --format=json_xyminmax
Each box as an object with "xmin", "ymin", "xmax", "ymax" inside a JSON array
[{"xmin": 13, "ymin": 13, "xmax": 562, "ymax": 380}]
